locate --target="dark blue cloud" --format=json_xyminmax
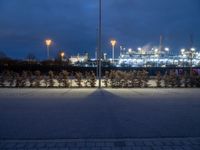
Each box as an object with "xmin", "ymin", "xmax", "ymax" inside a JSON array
[{"xmin": 0, "ymin": 0, "xmax": 200, "ymax": 59}]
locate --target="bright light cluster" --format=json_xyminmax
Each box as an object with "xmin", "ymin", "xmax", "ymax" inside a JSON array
[{"xmin": 118, "ymin": 47, "xmax": 200, "ymax": 67}]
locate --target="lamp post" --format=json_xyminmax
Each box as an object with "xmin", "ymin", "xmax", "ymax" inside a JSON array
[
  {"xmin": 98, "ymin": 0, "xmax": 102, "ymax": 88},
  {"xmin": 61, "ymin": 52, "xmax": 65, "ymax": 61},
  {"xmin": 111, "ymin": 40, "xmax": 116, "ymax": 63},
  {"xmin": 45, "ymin": 39, "xmax": 52, "ymax": 60}
]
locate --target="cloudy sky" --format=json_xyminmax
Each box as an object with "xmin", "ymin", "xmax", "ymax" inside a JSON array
[{"xmin": 0, "ymin": 0, "xmax": 200, "ymax": 59}]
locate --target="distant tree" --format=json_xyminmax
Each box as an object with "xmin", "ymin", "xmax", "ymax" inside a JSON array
[{"xmin": 26, "ymin": 53, "xmax": 36, "ymax": 63}]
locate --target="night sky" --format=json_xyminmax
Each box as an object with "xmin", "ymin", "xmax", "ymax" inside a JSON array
[{"xmin": 0, "ymin": 0, "xmax": 200, "ymax": 59}]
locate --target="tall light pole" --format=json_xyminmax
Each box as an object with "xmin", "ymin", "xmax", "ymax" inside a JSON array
[
  {"xmin": 45, "ymin": 39, "xmax": 52, "ymax": 60},
  {"xmin": 98, "ymin": 0, "xmax": 102, "ymax": 88},
  {"xmin": 111, "ymin": 40, "xmax": 116, "ymax": 63}
]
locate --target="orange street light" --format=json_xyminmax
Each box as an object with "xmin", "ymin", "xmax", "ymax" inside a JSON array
[
  {"xmin": 45, "ymin": 39, "xmax": 52, "ymax": 60},
  {"xmin": 61, "ymin": 52, "xmax": 65, "ymax": 61},
  {"xmin": 110, "ymin": 40, "xmax": 117, "ymax": 63}
]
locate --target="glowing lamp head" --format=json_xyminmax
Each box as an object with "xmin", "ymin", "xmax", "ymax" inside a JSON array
[
  {"xmin": 110, "ymin": 40, "xmax": 117, "ymax": 46},
  {"xmin": 165, "ymin": 48, "xmax": 169, "ymax": 51},
  {"xmin": 45, "ymin": 39, "xmax": 52, "ymax": 46},
  {"xmin": 61, "ymin": 52, "xmax": 65, "ymax": 57}
]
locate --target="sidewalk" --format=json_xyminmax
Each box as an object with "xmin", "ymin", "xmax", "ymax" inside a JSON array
[
  {"xmin": 1, "ymin": 89, "xmax": 200, "ymax": 149},
  {"xmin": 0, "ymin": 137, "xmax": 200, "ymax": 150}
]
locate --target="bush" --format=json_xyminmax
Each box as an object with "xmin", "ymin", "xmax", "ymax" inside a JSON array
[
  {"xmin": 142, "ymin": 70, "xmax": 149, "ymax": 88},
  {"xmin": 75, "ymin": 72, "xmax": 83, "ymax": 88},
  {"xmin": 156, "ymin": 71, "xmax": 162, "ymax": 87},
  {"xmin": 0, "ymin": 69, "xmax": 199, "ymax": 88},
  {"xmin": 0, "ymin": 72, "xmax": 5, "ymax": 87},
  {"xmin": 21, "ymin": 71, "xmax": 28, "ymax": 87},
  {"xmin": 48, "ymin": 71, "xmax": 55, "ymax": 87},
  {"xmin": 88, "ymin": 71, "xmax": 96, "ymax": 87},
  {"xmin": 84, "ymin": 72, "xmax": 90, "ymax": 87},
  {"xmin": 35, "ymin": 70, "xmax": 42, "ymax": 87},
  {"xmin": 103, "ymin": 71, "xmax": 109, "ymax": 88},
  {"xmin": 62, "ymin": 71, "xmax": 70, "ymax": 88}
]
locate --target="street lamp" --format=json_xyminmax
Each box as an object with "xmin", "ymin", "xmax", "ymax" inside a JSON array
[
  {"xmin": 61, "ymin": 52, "xmax": 65, "ymax": 61},
  {"xmin": 110, "ymin": 40, "xmax": 116, "ymax": 63},
  {"xmin": 97, "ymin": 0, "xmax": 102, "ymax": 88},
  {"xmin": 45, "ymin": 39, "xmax": 52, "ymax": 60}
]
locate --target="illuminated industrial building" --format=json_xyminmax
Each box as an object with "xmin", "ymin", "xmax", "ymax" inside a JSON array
[{"xmin": 117, "ymin": 47, "xmax": 200, "ymax": 67}]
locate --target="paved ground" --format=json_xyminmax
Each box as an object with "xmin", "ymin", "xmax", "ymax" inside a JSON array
[
  {"xmin": 0, "ymin": 137, "xmax": 200, "ymax": 150},
  {"xmin": 0, "ymin": 88, "xmax": 200, "ymax": 149}
]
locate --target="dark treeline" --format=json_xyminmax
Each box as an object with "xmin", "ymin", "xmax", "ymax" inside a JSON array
[
  {"xmin": 1, "ymin": 57, "xmax": 200, "ymax": 76},
  {"xmin": 1, "ymin": 63, "xmax": 200, "ymax": 76}
]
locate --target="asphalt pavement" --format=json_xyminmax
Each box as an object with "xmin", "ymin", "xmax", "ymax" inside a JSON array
[{"xmin": 0, "ymin": 88, "xmax": 200, "ymax": 140}]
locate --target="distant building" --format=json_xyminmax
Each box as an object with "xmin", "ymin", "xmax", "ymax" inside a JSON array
[{"xmin": 69, "ymin": 53, "xmax": 89, "ymax": 64}]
